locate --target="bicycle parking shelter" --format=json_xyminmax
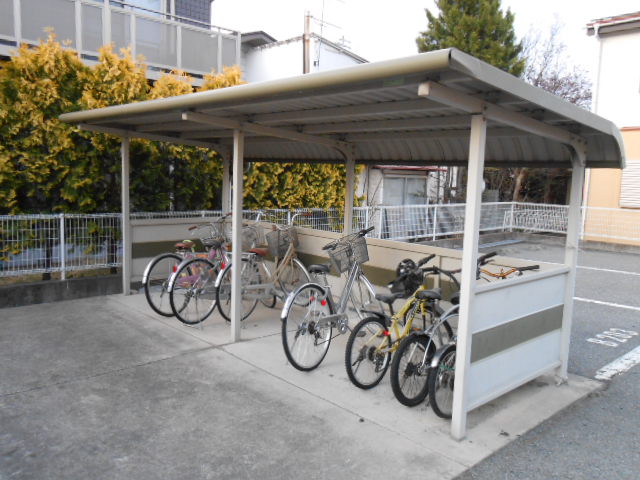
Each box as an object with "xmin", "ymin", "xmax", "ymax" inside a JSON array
[{"xmin": 60, "ymin": 48, "xmax": 625, "ymax": 440}]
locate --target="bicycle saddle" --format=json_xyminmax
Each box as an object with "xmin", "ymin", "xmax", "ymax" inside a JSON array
[
  {"xmin": 375, "ymin": 292, "xmax": 404, "ymax": 305},
  {"xmin": 308, "ymin": 264, "xmax": 330, "ymax": 274},
  {"xmin": 248, "ymin": 248, "xmax": 268, "ymax": 257},
  {"xmin": 174, "ymin": 240, "xmax": 195, "ymax": 250},
  {"xmin": 415, "ymin": 288, "xmax": 442, "ymax": 301}
]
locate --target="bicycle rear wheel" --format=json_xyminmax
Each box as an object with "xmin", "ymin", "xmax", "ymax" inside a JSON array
[
  {"xmin": 390, "ymin": 333, "xmax": 436, "ymax": 406},
  {"xmin": 143, "ymin": 253, "xmax": 182, "ymax": 317},
  {"xmin": 277, "ymin": 257, "xmax": 311, "ymax": 297},
  {"xmin": 169, "ymin": 258, "xmax": 218, "ymax": 325},
  {"xmin": 428, "ymin": 344, "xmax": 456, "ymax": 419},
  {"xmin": 281, "ymin": 284, "xmax": 333, "ymax": 371},
  {"xmin": 216, "ymin": 258, "xmax": 260, "ymax": 322},
  {"xmin": 345, "ymin": 317, "xmax": 391, "ymax": 389}
]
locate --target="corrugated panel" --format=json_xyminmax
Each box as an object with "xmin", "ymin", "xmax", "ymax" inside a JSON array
[{"xmin": 620, "ymin": 160, "xmax": 640, "ymax": 208}]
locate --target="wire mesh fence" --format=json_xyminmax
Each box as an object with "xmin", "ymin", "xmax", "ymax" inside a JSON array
[{"xmin": 2, "ymin": 204, "xmax": 638, "ymax": 278}]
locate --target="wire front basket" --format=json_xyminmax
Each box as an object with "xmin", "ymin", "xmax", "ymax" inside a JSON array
[
  {"xmin": 328, "ymin": 236, "xmax": 369, "ymax": 273},
  {"xmin": 266, "ymin": 227, "xmax": 298, "ymax": 258}
]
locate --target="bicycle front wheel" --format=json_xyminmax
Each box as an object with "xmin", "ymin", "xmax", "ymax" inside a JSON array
[
  {"xmin": 428, "ymin": 344, "xmax": 456, "ymax": 419},
  {"xmin": 390, "ymin": 333, "xmax": 436, "ymax": 406},
  {"xmin": 216, "ymin": 258, "xmax": 260, "ymax": 322},
  {"xmin": 277, "ymin": 257, "xmax": 311, "ymax": 297},
  {"xmin": 143, "ymin": 253, "xmax": 182, "ymax": 317},
  {"xmin": 345, "ymin": 317, "xmax": 391, "ymax": 389},
  {"xmin": 282, "ymin": 284, "xmax": 333, "ymax": 371},
  {"xmin": 169, "ymin": 258, "xmax": 218, "ymax": 325}
]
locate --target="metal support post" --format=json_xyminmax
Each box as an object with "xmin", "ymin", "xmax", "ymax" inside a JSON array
[
  {"xmin": 558, "ymin": 148, "xmax": 586, "ymax": 380},
  {"xmin": 432, "ymin": 205, "xmax": 438, "ymax": 241},
  {"xmin": 59, "ymin": 214, "xmax": 66, "ymax": 280},
  {"xmin": 121, "ymin": 137, "xmax": 132, "ymax": 295},
  {"xmin": 221, "ymin": 154, "xmax": 231, "ymax": 213},
  {"xmin": 74, "ymin": 0, "xmax": 83, "ymax": 55},
  {"xmin": 230, "ymin": 130, "xmax": 245, "ymax": 343},
  {"xmin": 13, "ymin": 0, "xmax": 21, "ymax": 44},
  {"xmin": 343, "ymin": 151, "xmax": 355, "ymax": 234},
  {"xmin": 102, "ymin": 0, "xmax": 111, "ymax": 46},
  {"xmin": 451, "ymin": 115, "xmax": 487, "ymax": 441}
]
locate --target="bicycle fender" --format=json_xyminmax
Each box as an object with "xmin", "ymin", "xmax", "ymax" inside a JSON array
[
  {"xmin": 141, "ymin": 253, "xmax": 171, "ymax": 285},
  {"xmin": 213, "ymin": 262, "xmax": 232, "ymax": 289},
  {"xmin": 360, "ymin": 310, "xmax": 388, "ymax": 322},
  {"xmin": 280, "ymin": 282, "xmax": 327, "ymax": 321},
  {"xmin": 430, "ymin": 343, "xmax": 456, "ymax": 369}
]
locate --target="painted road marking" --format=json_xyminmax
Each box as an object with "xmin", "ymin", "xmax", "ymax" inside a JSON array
[
  {"xmin": 574, "ymin": 297, "xmax": 640, "ymax": 312},
  {"xmin": 595, "ymin": 344, "xmax": 640, "ymax": 380},
  {"xmin": 587, "ymin": 328, "xmax": 639, "ymax": 347},
  {"xmin": 577, "ymin": 265, "xmax": 640, "ymax": 277}
]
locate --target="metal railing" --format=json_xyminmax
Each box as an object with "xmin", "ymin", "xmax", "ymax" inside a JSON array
[
  {"xmin": 0, "ymin": 0, "xmax": 241, "ymax": 82},
  {"xmin": 2, "ymin": 203, "xmax": 639, "ymax": 278}
]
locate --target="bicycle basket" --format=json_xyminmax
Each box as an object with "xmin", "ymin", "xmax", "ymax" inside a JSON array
[
  {"xmin": 242, "ymin": 223, "xmax": 266, "ymax": 251},
  {"xmin": 328, "ymin": 236, "xmax": 369, "ymax": 273},
  {"xmin": 266, "ymin": 227, "xmax": 298, "ymax": 258}
]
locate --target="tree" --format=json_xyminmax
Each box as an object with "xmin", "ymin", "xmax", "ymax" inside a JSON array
[
  {"xmin": 510, "ymin": 20, "xmax": 593, "ymax": 203},
  {"xmin": 416, "ymin": 0, "xmax": 525, "ymax": 76},
  {"xmin": 0, "ymin": 32, "xmax": 89, "ymax": 214}
]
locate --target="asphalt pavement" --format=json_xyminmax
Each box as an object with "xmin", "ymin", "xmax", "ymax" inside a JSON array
[{"xmin": 458, "ymin": 241, "xmax": 640, "ymax": 479}]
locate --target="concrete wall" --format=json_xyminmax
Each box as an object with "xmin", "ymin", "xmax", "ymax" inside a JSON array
[
  {"xmin": 593, "ymin": 29, "xmax": 640, "ymax": 127},
  {"xmin": 0, "ymin": 275, "xmax": 121, "ymax": 309}
]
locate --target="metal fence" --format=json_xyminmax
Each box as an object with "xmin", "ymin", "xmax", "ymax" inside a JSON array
[{"xmin": 2, "ymin": 203, "xmax": 639, "ymax": 278}]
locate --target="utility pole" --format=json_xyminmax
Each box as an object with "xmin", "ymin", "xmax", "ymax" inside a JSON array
[{"xmin": 303, "ymin": 11, "xmax": 311, "ymax": 74}]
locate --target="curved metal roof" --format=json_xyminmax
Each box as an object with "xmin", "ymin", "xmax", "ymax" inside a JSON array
[{"xmin": 59, "ymin": 48, "xmax": 625, "ymax": 169}]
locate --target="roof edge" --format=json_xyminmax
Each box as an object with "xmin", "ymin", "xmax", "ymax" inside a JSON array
[{"xmin": 59, "ymin": 49, "xmax": 454, "ymax": 125}]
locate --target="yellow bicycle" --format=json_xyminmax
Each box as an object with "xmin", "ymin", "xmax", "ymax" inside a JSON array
[{"xmin": 344, "ymin": 254, "xmax": 455, "ymax": 390}]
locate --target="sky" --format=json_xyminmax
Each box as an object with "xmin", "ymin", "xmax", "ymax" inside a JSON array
[{"xmin": 211, "ymin": 0, "xmax": 640, "ymax": 75}]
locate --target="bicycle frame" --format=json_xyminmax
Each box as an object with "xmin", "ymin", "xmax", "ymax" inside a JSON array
[{"xmin": 281, "ymin": 258, "xmax": 376, "ymax": 334}]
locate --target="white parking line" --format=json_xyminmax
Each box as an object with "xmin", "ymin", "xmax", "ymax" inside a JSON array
[
  {"xmin": 595, "ymin": 345, "xmax": 640, "ymax": 380},
  {"xmin": 578, "ymin": 265, "xmax": 640, "ymax": 277},
  {"xmin": 574, "ymin": 297, "xmax": 640, "ymax": 312}
]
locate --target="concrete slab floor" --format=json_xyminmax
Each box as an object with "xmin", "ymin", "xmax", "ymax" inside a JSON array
[{"xmin": 0, "ymin": 294, "xmax": 601, "ymax": 479}]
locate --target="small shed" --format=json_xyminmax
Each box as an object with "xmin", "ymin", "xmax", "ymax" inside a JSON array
[{"xmin": 60, "ymin": 48, "xmax": 625, "ymax": 439}]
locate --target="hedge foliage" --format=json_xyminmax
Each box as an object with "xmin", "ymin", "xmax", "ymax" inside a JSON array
[{"xmin": 0, "ymin": 33, "xmax": 355, "ymax": 214}]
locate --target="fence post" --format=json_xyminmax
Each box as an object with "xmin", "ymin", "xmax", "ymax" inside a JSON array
[
  {"xmin": 509, "ymin": 202, "xmax": 515, "ymax": 232},
  {"xmin": 432, "ymin": 205, "xmax": 438, "ymax": 241},
  {"xmin": 364, "ymin": 207, "xmax": 370, "ymax": 231},
  {"xmin": 377, "ymin": 206, "xmax": 384, "ymax": 239},
  {"xmin": 59, "ymin": 214, "xmax": 66, "ymax": 280}
]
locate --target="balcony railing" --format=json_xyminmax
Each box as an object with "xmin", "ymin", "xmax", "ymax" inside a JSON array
[{"xmin": 0, "ymin": 0, "xmax": 241, "ymax": 82}]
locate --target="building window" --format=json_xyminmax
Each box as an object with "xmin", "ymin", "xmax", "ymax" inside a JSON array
[
  {"xmin": 382, "ymin": 176, "xmax": 429, "ymax": 205},
  {"xmin": 620, "ymin": 160, "xmax": 640, "ymax": 208},
  {"xmin": 111, "ymin": 0, "xmax": 165, "ymax": 16}
]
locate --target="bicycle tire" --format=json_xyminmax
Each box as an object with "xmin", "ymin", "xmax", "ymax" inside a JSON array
[
  {"xmin": 404, "ymin": 303, "xmax": 454, "ymax": 347},
  {"xmin": 277, "ymin": 257, "xmax": 311, "ymax": 298},
  {"xmin": 428, "ymin": 344, "xmax": 457, "ymax": 419},
  {"xmin": 345, "ymin": 316, "xmax": 391, "ymax": 389},
  {"xmin": 281, "ymin": 284, "xmax": 333, "ymax": 371},
  {"xmin": 169, "ymin": 258, "xmax": 218, "ymax": 325},
  {"xmin": 215, "ymin": 258, "xmax": 260, "ymax": 322},
  {"xmin": 390, "ymin": 333, "xmax": 436, "ymax": 407},
  {"xmin": 143, "ymin": 252, "xmax": 183, "ymax": 317}
]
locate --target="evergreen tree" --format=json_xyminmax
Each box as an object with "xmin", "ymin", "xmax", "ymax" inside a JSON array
[{"xmin": 416, "ymin": 0, "xmax": 525, "ymax": 76}]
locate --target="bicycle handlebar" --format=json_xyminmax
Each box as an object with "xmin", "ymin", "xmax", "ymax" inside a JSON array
[
  {"xmin": 478, "ymin": 251, "xmax": 498, "ymax": 265},
  {"xmin": 321, "ymin": 226, "xmax": 374, "ymax": 251},
  {"xmin": 517, "ymin": 265, "xmax": 540, "ymax": 272},
  {"xmin": 417, "ymin": 254, "xmax": 436, "ymax": 267}
]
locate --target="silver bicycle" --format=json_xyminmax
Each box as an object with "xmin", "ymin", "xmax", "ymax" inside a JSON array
[{"xmin": 280, "ymin": 226, "xmax": 382, "ymax": 371}]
